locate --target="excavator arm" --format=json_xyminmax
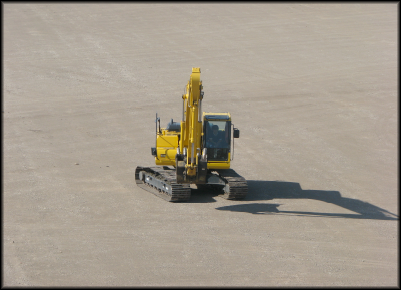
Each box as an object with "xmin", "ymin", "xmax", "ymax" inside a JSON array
[{"xmin": 176, "ymin": 67, "xmax": 207, "ymax": 183}]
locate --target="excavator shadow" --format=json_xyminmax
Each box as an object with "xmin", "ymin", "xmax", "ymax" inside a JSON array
[{"xmin": 215, "ymin": 180, "xmax": 398, "ymax": 220}]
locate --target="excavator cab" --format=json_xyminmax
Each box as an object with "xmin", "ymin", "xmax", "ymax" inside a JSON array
[{"xmin": 203, "ymin": 113, "xmax": 239, "ymax": 169}]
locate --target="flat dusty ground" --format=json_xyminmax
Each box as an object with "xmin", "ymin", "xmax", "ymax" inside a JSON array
[{"xmin": 3, "ymin": 3, "xmax": 398, "ymax": 287}]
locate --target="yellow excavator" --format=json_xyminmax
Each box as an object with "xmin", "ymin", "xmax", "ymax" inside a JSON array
[{"xmin": 135, "ymin": 67, "xmax": 247, "ymax": 201}]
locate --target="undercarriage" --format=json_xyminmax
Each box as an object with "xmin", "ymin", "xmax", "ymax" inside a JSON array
[{"xmin": 135, "ymin": 166, "xmax": 247, "ymax": 202}]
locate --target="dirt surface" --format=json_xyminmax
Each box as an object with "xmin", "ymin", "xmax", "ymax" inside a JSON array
[{"xmin": 3, "ymin": 3, "xmax": 398, "ymax": 287}]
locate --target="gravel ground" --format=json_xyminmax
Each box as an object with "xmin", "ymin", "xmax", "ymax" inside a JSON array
[{"xmin": 3, "ymin": 3, "xmax": 398, "ymax": 287}]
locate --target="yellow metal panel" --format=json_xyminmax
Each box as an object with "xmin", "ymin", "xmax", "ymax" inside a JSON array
[
  {"xmin": 207, "ymin": 153, "xmax": 231, "ymax": 169},
  {"xmin": 155, "ymin": 157, "xmax": 175, "ymax": 166},
  {"xmin": 156, "ymin": 147, "xmax": 177, "ymax": 159},
  {"xmin": 156, "ymin": 135, "xmax": 178, "ymax": 148},
  {"xmin": 203, "ymin": 112, "xmax": 231, "ymax": 121},
  {"xmin": 207, "ymin": 152, "xmax": 231, "ymax": 169},
  {"xmin": 155, "ymin": 134, "xmax": 178, "ymax": 166},
  {"xmin": 155, "ymin": 147, "xmax": 177, "ymax": 166},
  {"xmin": 207, "ymin": 161, "xmax": 231, "ymax": 170}
]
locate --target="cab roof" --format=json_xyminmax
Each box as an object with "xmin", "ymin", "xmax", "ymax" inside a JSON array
[{"xmin": 203, "ymin": 112, "xmax": 231, "ymax": 121}]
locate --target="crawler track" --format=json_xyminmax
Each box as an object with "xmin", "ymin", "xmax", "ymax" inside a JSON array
[
  {"xmin": 135, "ymin": 166, "xmax": 191, "ymax": 202},
  {"xmin": 135, "ymin": 166, "xmax": 247, "ymax": 202},
  {"xmin": 217, "ymin": 169, "xmax": 248, "ymax": 200}
]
